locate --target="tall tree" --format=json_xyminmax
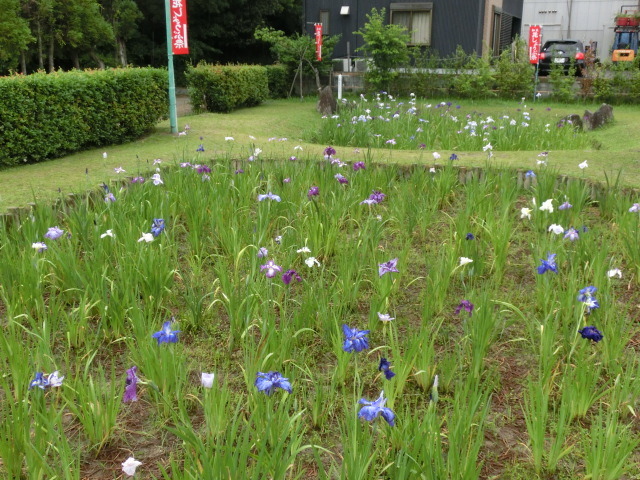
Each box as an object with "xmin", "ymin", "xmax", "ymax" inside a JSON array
[
  {"xmin": 0, "ymin": 0, "xmax": 34, "ymax": 73},
  {"xmin": 101, "ymin": 0, "xmax": 143, "ymax": 66}
]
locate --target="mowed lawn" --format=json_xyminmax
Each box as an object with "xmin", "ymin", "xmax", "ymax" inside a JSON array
[{"xmin": 1, "ymin": 96, "xmax": 640, "ymax": 213}]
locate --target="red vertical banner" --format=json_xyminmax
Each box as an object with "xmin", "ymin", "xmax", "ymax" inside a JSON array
[
  {"xmin": 171, "ymin": 0, "xmax": 189, "ymax": 55},
  {"xmin": 314, "ymin": 23, "xmax": 323, "ymax": 61},
  {"xmin": 528, "ymin": 25, "xmax": 542, "ymax": 64}
]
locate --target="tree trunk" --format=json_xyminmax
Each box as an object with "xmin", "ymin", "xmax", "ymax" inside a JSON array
[
  {"xmin": 20, "ymin": 51, "xmax": 27, "ymax": 74},
  {"xmin": 304, "ymin": 59, "xmax": 322, "ymax": 91},
  {"xmin": 37, "ymin": 20, "xmax": 43, "ymax": 70},
  {"xmin": 72, "ymin": 51, "xmax": 80, "ymax": 70},
  {"xmin": 47, "ymin": 35, "xmax": 54, "ymax": 72},
  {"xmin": 116, "ymin": 37, "xmax": 127, "ymax": 66},
  {"xmin": 90, "ymin": 48, "xmax": 106, "ymax": 69}
]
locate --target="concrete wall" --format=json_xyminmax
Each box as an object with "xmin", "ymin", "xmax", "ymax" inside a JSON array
[{"xmin": 521, "ymin": 0, "xmax": 639, "ymax": 59}]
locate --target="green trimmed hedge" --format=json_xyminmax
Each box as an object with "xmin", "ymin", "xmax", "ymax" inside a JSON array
[
  {"xmin": 265, "ymin": 64, "xmax": 289, "ymax": 99},
  {"xmin": 185, "ymin": 63, "xmax": 269, "ymax": 113},
  {"xmin": 0, "ymin": 68, "xmax": 168, "ymax": 167}
]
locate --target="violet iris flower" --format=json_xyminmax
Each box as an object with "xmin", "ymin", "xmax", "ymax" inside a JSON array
[
  {"xmin": 465, "ymin": 233, "xmax": 475, "ymax": 240},
  {"xmin": 378, "ymin": 358, "xmax": 396, "ymax": 380},
  {"xmin": 449, "ymin": 153, "xmax": 458, "ymax": 161},
  {"xmin": 123, "ymin": 366, "xmax": 139, "ymax": 403},
  {"xmin": 564, "ymin": 228, "xmax": 579, "ymax": 241},
  {"xmin": 353, "ymin": 161, "xmax": 366, "ymax": 171},
  {"xmin": 358, "ymin": 391, "xmax": 395, "ymax": 426},
  {"xmin": 260, "ymin": 260, "xmax": 282, "ymax": 278},
  {"xmin": 29, "ymin": 372, "xmax": 49, "ymax": 390},
  {"xmin": 131, "ymin": 176, "xmax": 145, "ymax": 183},
  {"xmin": 378, "ymin": 258, "xmax": 399, "ymax": 277},
  {"xmin": 324, "ymin": 146, "xmax": 336, "ymax": 158},
  {"xmin": 559, "ymin": 201, "xmax": 573, "ymax": 210},
  {"xmin": 335, "ymin": 173, "xmax": 349, "ymax": 184},
  {"xmin": 195, "ymin": 164, "xmax": 211, "ymax": 174},
  {"xmin": 537, "ymin": 253, "xmax": 558, "ymax": 274},
  {"xmin": 255, "ymin": 371, "xmax": 292, "ymax": 395},
  {"xmin": 150, "ymin": 218, "xmax": 165, "ymax": 237},
  {"xmin": 578, "ymin": 286, "xmax": 600, "ymax": 312},
  {"xmin": 152, "ymin": 319, "xmax": 180, "ymax": 344},
  {"xmin": 307, "ymin": 186, "xmax": 319, "ymax": 199},
  {"xmin": 455, "ymin": 300, "xmax": 474, "ymax": 316},
  {"xmin": 196, "ymin": 144, "xmax": 205, "ymax": 152},
  {"xmin": 342, "ymin": 324, "xmax": 370, "ymax": 353},
  {"xmin": 44, "ymin": 226, "xmax": 64, "ymax": 240},
  {"xmin": 282, "ymin": 269, "xmax": 302, "ymax": 284},
  {"xmin": 578, "ymin": 326, "xmax": 603, "ymax": 342},
  {"xmin": 257, "ymin": 247, "xmax": 268, "ymax": 258}
]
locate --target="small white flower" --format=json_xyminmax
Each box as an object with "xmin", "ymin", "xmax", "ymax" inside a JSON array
[
  {"xmin": 249, "ymin": 135, "xmax": 256, "ymax": 140},
  {"xmin": 138, "ymin": 233, "xmax": 154, "ymax": 243},
  {"xmin": 305, "ymin": 257, "xmax": 321, "ymax": 268},
  {"xmin": 429, "ymin": 167, "xmax": 436, "ymax": 173},
  {"xmin": 482, "ymin": 143, "xmax": 493, "ymax": 152},
  {"xmin": 607, "ymin": 268, "xmax": 623, "ymax": 278},
  {"xmin": 377, "ymin": 312, "xmax": 395, "ymax": 322},
  {"xmin": 537, "ymin": 160, "xmax": 547, "ymax": 166},
  {"xmin": 578, "ymin": 160, "xmax": 588, "ymax": 169},
  {"xmin": 520, "ymin": 207, "xmax": 532, "ymax": 219},
  {"xmin": 548, "ymin": 224, "xmax": 565, "ymax": 235},
  {"xmin": 100, "ymin": 229, "xmax": 114, "ymax": 238},
  {"xmin": 459, "ymin": 257, "xmax": 473, "ymax": 266},
  {"xmin": 32, "ymin": 242, "xmax": 47, "ymax": 252},
  {"xmin": 225, "ymin": 136, "xmax": 234, "ymax": 141},
  {"xmin": 432, "ymin": 152, "xmax": 441, "ymax": 160},
  {"xmin": 151, "ymin": 173, "xmax": 163, "ymax": 185},
  {"xmin": 297, "ymin": 247, "xmax": 311, "ymax": 254},
  {"xmin": 153, "ymin": 158, "xmax": 162, "ymax": 165},
  {"xmin": 274, "ymin": 235, "xmax": 283, "ymax": 244},
  {"xmin": 178, "ymin": 131, "xmax": 187, "ymax": 136},
  {"xmin": 114, "ymin": 166, "xmax": 126, "ymax": 174},
  {"xmin": 254, "ymin": 148, "xmax": 262, "ymax": 156},
  {"xmin": 294, "ymin": 145, "xmax": 303, "ymax": 151},
  {"xmin": 122, "ymin": 457, "xmax": 142, "ymax": 477},
  {"xmin": 102, "ymin": 152, "xmax": 108, "ymax": 159},
  {"xmin": 47, "ymin": 371, "xmax": 64, "ymax": 387},
  {"xmin": 201, "ymin": 372, "xmax": 215, "ymax": 388},
  {"xmin": 375, "ymin": 214, "xmax": 383, "ymax": 221},
  {"xmin": 539, "ymin": 199, "xmax": 554, "ymax": 213}
]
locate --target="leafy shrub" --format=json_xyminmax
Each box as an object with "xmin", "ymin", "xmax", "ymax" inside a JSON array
[
  {"xmin": 185, "ymin": 63, "xmax": 269, "ymax": 113},
  {"xmin": 265, "ymin": 64, "xmax": 289, "ymax": 99},
  {"xmin": 0, "ymin": 68, "xmax": 167, "ymax": 167},
  {"xmin": 495, "ymin": 37, "xmax": 534, "ymax": 99},
  {"xmin": 549, "ymin": 63, "xmax": 577, "ymax": 103},
  {"xmin": 451, "ymin": 52, "xmax": 495, "ymax": 99}
]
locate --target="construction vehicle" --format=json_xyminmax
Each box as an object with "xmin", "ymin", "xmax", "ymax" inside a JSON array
[{"xmin": 612, "ymin": 7, "xmax": 639, "ymax": 62}]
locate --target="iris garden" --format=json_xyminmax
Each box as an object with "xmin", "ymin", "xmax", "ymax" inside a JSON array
[{"xmin": 0, "ymin": 96, "xmax": 639, "ymax": 479}]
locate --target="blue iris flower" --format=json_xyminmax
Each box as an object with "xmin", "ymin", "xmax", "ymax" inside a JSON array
[
  {"xmin": 378, "ymin": 358, "xmax": 396, "ymax": 380},
  {"xmin": 537, "ymin": 253, "xmax": 558, "ymax": 274},
  {"xmin": 150, "ymin": 218, "xmax": 165, "ymax": 237},
  {"xmin": 358, "ymin": 391, "xmax": 395, "ymax": 426},
  {"xmin": 152, "ymin": 318, "xmax": 181, "ymax": 344},
  {"xmin": 255, "ymin": 371, "xmax": 292, "ymax": 395},
  {"xmin": 578, "ymin": 326, "xmax": 603, "ymax": 342},
  {"xmin": 29, "ymin": 372, "xmax": 49, "ymax": 390},
  {"xmin": 577, "ymin": 286, "xmax": 600, "ymax": 312},
  {"xmin": 342, "ymin": 324, "xmax": 370, "ymax": 353}
]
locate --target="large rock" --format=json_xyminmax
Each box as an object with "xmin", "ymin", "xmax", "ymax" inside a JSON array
[
  {"xmin": 559, "ymin": 113, "xmax": 583, "ymax": 131},
  {"xmin": 583, "ymin": 104, "xmax": 613, "ymax": 130},
  {"xmin": 316, "ymin": 86, "xmax": 336, "ymax": 116}
]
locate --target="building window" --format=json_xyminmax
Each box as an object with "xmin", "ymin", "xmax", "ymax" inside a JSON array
[
  {"xmin": 390, "ymin": 3, "xmax": 433, "ymax": 46},
  {"xmin": 491, "ymin": 9, "xmax": 502, "ymax": 54},
  {"xmin": 319, "ymin": 10, "xmax": 330, "ymax": 35}
]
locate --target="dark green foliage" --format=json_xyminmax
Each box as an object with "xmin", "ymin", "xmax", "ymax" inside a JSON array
[
  {"xmin": 495, "ymin": 38, "xmax": 534, "ymax": 99},
  {"xmin": 451, "ymin": 52, "xmax": 495, "ymax": 99},
  {"xmin": 264, "ymin": 64, "xmax": 289, "ymax": 99},
  {"xmin": 185, "ymin": 63, "xmax": 269, "ymax": 113},
  {"xmin": 0, "ymin": 68, "xmax": 167, "ymax": 167},
  {"xmin": 549, "ymin": 62, "xmax": 577, "ymax": 103}
]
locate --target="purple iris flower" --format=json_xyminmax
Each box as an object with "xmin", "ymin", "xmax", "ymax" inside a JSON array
[
  {"xmin": 307, "ymin": 186, "xmax": 320, "ymax": 199},
  {"xmin": 44, "ymin": 226, "xmax": 64, "ymax": 240},
  {"xmin": 342, "ymin": 324, "xmax": 370, "ymax": 353},
  {"xmin": 104, "ymin": 193, "xmax": 116, "ymax": 203},
  {"xmin": 195, "ymin": 164, "xmax": 211, "ymax": 174},
  {"xmin": 578, "ymin": 286, "xmax": 600, "ymax": 312},
  {"xmin": 123, "ymin": 366, "xmax": 139, "ymax": 403},
  {"xmin": 283, "ymin": 177, "xmax": 291, "ymax": 183},
  {"xmin": 257, "ymin": 192, "xmax": 281, "ymax": 202},
  {"xmin": 150, "ymin": 218, "xmax": 165, "ymax": 237},
  {"xmin": 559, "ymin": 201, "xmax": 573, "ymax": 210},
  {"xmin": 282, "ymin": 269, "xmax": 302, "ymax": 285},
  {"xmin": 537, "ymin": 253, "xmax": 558, "ymax": 274},
  {"xmin": 196, "ymin": 144, "xmax": 205, "ymax": 152},
  {"xmin": 353, "ymin": 161, "xmax": 366, "ymax": 171},
  {"xmin": 260, "ymin": 260, "xmax": 282, "ymax": 278},
  {"xmin": 455, "ymin": 300, "xmax": 474, "ymax": 316},
  {"xmin": 235, "ymin": 169, "xmax": 244, "ymax": 174},
  {"xmin": 324, "ymin": 146, "xmax": 336, "ymax": 158},
  {"xmin": 378, "ymin": 358, "xmax": 396, "ymax": 380},
  {"xmin": 358, "ymin": 391, "xmax": 395, "ymax": 426},
  {"xmin": 564, "ymin": 228, "xmax": 579, "ymax": 241},
  {"xmin": 131, "ymin": 176, "xmax": 145, "ymax": 183},
  {"xmin": 578, "ymin": 326, "xmax": 603, "ymax": 342},
  {"xmin": 29, "ymin": 372, "xmax": 49, "ymax": 390},
  {"xmin": 465, "ymin": 233, "xmax": 475, "ymax": 240},
  {"xmin": 257, "ymin": 247, "xmax": 268, "ymax": 258},
  {"xmin": 289, "ymin": 156, "xmax": 297, "ymax": 161},
  {"xmin": 152, "ymin": 319, "xmax": 180, "ymax": 344},
  {"xmin": 378, "ymin": 258, "xmax": 399, "ymax": 277},
  {"xmin": 255, "ymin": 371, "xmax": 292, "ymax": 395},
  {"xmin": 449, "ymin": 153, "xmax": 458, "ymax": 161},
  {"xmin": 335, "ymin": 173, "xmax": 349, "ymax": 184}
]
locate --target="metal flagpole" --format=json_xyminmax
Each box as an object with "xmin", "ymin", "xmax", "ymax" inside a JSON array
[{"xmin": 164, "ymin": 0, "xmax": 178, "ymax": 134}]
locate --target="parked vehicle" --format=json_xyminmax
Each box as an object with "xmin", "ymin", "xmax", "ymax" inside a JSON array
[
  {"xmin": 537, "ymin": 40, "xmax": 586, "ymax": 76},
  {"xmin": 612, "ymin": 11, "xmax": 639, "ymax": 62}
]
